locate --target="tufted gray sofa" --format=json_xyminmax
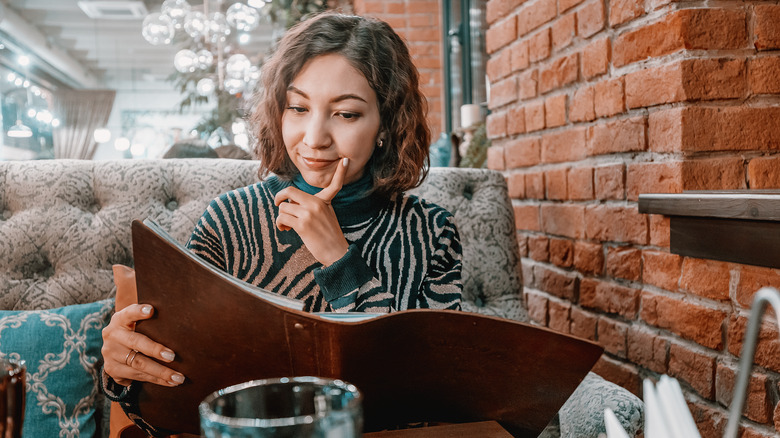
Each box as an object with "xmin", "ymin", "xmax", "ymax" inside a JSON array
[{"xmin": 0, "ymin": 159, "xmax": 642, "ymax": 437}]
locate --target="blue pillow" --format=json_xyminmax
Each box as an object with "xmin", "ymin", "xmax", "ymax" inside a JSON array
[{"xmin": 0, "ymin": 299, "xmax": 114, "ymax": 438}]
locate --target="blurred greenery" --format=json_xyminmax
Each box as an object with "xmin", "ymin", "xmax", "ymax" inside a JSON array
[{"xmin": 459, "ymin": 123, "xmax": 488, "ymax": 169}]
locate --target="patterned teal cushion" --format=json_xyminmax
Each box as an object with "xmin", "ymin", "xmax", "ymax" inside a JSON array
[{"xmin": 0, "ymin": 299, "xmax": 114, "ymax": 438}]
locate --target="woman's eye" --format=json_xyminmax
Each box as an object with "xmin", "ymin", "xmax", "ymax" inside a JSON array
[
  {"xmin": 338, "ymin": 112, "xmax": 360, "ymax": 120},
  {"xmin": 287, "ymin": 106, "xmax": 307, "ymax": 113}
]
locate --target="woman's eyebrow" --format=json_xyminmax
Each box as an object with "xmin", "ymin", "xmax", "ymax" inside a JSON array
[
  {"xmin": 287, "ymin": 86, "xmax": 367, "ymax": 104},
  {"xmin": 332, "ymin": 94, "xmax": 367, "ymax": 104},
  {"xmin": 287, "ymin": 85, "xmax": 309, "ymax": 98}
]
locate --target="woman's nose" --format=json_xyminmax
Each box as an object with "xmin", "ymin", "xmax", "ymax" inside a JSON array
[{"xmin": 302, "ymin": 115, "xmax": 332, "ymax": 149}]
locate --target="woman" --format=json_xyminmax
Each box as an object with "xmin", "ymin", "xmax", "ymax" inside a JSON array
[{"xmin": 101, "ymin": 12, "xmax": 462, "ymax": 435}]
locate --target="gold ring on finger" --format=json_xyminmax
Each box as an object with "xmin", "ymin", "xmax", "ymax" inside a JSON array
[{"xmin": 125, "ymin": 350, "xmax": 139, "ymax": 366}]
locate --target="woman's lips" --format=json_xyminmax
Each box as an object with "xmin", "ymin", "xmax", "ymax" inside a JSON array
[{"xmin": 301, "ymin": 156, "xmax": 338, "ymax": 169}]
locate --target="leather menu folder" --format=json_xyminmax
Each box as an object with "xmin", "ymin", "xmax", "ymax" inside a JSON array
[{"xmin": 131, "ymin": 219, "xmax": 603, "ymax": 437}]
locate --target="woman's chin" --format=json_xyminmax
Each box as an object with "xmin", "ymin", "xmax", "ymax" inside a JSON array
[{"xmin": 300, "ymin": 173, "xmax": 331, "ymax": 188}]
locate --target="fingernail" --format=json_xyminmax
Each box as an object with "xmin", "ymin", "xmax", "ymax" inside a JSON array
[
  {"xmin": 161, "ymin": 350, "xmax": 175, "ymax": 361},
  {"xmin": 141, "ymin": 305, "xmax": 152, "ymax": 315},
  {"xmin": 171, "ymin": 373, "xmax": 185, "ymax": 384},
  {"xmin": 342, "ymin": 157, "xmax": 349, "ymax": 166}
]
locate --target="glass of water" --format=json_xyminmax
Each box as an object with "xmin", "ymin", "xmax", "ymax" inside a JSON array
[{"xmin": 199, "ymin": 376, "xmax": 362, "ymax": 438}]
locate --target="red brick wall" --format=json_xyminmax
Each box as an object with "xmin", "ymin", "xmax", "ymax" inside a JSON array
[
  {"xmin": 486, "ymin": 0, "xmax": 780, "ymax": 435},
  {"xmin": 352, "ymin": 0, "xmax": 445, "ymax": 136}
]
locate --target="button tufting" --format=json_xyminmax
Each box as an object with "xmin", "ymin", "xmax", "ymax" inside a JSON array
[
  {"xmin": 89, "ymin": 203, "xmax": 100, "ymax": 214},
  {"xmin": 1, "ymin": 210, "xmax": 9, "ymax": 220},
  {"xmin": 166, "ymin": 200, "xmax": 178, "ymax": 211},
  {"xmin": 474, "ymin": 292, "xmax": 486, "ymax": 307},
  {"xmin": 30, "ymin": 259, "xmax": 54, "ymax": 279},
  {"xmin": 462, "ymin": 184, "xmax": 473, "ymax": 200}
]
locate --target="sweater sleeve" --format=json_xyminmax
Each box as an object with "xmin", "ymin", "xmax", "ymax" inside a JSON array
[{"xmin": 313, "ymin": 244, "xmax": 394, "ymax": 313}]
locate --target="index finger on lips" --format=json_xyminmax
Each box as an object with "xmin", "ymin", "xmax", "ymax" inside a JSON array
[{"xmin": 315, "ymin": 157, "xmax": 349, "ymax": 203}]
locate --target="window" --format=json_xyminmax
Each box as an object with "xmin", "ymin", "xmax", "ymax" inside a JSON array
[
  {"xmin": 442, "ymin": 0, "xmax": 488, "ymax": 133},
  {"xmin": 0, "ymin": 66, "xmax": 55, "ymax": 160}
]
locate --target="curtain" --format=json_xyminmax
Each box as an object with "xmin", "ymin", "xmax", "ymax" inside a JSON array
[{"xmin": 52, "ymin": 89, "xmax": 116, "ymax": 159}]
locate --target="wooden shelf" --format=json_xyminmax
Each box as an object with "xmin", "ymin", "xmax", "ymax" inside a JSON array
[
  {"xmin": 638, "ymin": 191, "xmax": 780, "ymax": 221},
  {"xmin": 638, "ymin": 191, "xmax": 780, "ymax": 270}
]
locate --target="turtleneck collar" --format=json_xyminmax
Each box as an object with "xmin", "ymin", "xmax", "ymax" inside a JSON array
[
  {"xmin": 292, "ymin": 171, "xmax": 373, "ymax": 208},
  {"xmin": 264, "ymin": 171, "xmax": 387, "ymax": 226}
]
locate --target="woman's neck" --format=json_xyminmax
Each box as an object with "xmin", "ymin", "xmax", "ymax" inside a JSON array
[{"xmin": 292, "ymin": 172, "xmax": 373, "ymax": 208}]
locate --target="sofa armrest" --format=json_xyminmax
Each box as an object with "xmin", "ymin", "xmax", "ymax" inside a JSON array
[{"xmin": 557, "ymin": 372, "xmax": 644, "ymax": 438}]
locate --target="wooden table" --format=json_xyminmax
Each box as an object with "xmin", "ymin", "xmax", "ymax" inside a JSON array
[
  {"xmin": 119, "ymin": 421, "xmax": 513, "ymax": 438},
  {"xmin": 364, "ymin": 421, "xmax": 513, "ymax": 437}
]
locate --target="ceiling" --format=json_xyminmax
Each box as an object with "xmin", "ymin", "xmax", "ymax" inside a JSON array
[{"xmin": 0, "ymin": 0, "xmax": 277, "ymax": 91}]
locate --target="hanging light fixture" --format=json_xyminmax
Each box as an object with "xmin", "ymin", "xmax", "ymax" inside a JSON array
[
  {"xmin": 141, "ymin": 0, "xmax": 268, "ymax": 97},
  {"xmin": 139, "ymin": 0, "xmax": 324, "ymax": 144},
  {"xmin": 7, "ymin": 120, "xmax": 33, "ymax": 138}
]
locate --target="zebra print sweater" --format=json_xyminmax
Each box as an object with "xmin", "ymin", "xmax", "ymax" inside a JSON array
[
  {"xmin": 103, "ymin": 173, "xmax": 462, "ymax": 437},
  {"xmin": 187, "ymin": 173, "xmax": 463, "ymax": 312}
]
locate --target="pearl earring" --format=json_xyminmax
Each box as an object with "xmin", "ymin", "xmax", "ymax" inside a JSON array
[{"xmin": 377, "ymin": 139, "xmax": 383, "ymax": 148}]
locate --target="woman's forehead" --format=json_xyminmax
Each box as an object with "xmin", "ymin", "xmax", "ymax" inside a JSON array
[{"xmin": 287, "ymin": 54, "xmax": 375, "ymax": 102}]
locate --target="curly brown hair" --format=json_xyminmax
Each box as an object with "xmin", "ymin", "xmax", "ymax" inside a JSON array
[{"xmin": 249, "ymin": 12, "xmax": 430, "ymax": 197}]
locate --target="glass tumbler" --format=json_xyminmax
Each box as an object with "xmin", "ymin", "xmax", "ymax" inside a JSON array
[
  {"xmin": 199, "ymin": 376, "xmax": 362, "ymax": 438},
  {"xmin": 0, "ymin": 358, "xmax": 25, "ymax": 438}
]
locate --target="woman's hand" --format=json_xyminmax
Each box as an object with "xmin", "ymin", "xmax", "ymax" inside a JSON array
[
  {"xmin": 101, "ymin": 304, "xmax": 185, "ymax": 387},
  {"xmin": 274, "ymin": 158, "xmax": 351, "ymax": 266}
]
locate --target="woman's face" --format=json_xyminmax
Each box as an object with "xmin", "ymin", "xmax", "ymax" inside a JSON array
[{"xmin": 282, "ymin": 53, "xmax": 381, "ymax": 188}]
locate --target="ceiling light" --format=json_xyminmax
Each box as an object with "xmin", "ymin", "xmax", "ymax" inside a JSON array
[
  {"xmin": 26, "ymin": 108, "xmax": 37, "ymax": 118},
  {"xmin": 247, "ymin": 0, "xmax": 272, "ymax": 8},
  {"xmin": 130, "ymin": 143, "xmax": 146, "ymax": 156},
  {"xmin": 196, "ymin": 78, "xmax": 215, "ymax": 96},
  {"xmin": 141, "ymin": 0, "xmax": 267, "ymax": 96},
  {"xmin": 233, "ymin": 133, "xmax": 248, "ymax": 148},
  {"xmin": 36, "ymin": 110, "xmax": 53, "ymax": 124},
  {"xmin": 94, "ymin": 128, "xmax": 111, "ymax": 143},
  {"xmin": 78, "ymin": 1, "xmax": 149, "ymax": 20},
  {"xmin": 231, "ymin": 121, "xmax": 246, "ymax": 134},
  {"xmin": 17, "ymin": 55, "xmax": 30, "ymax": 67},
  {"xmin": 114, "ymin": 137, "xmax": 130, "ymax": 151},
  {"xmin": 8, "ymin": 121, "xmax": 33, "ymax": 138},
  {"xmin": 51, "ymin": 119, "xmax": 61, "ymax": 128}
]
